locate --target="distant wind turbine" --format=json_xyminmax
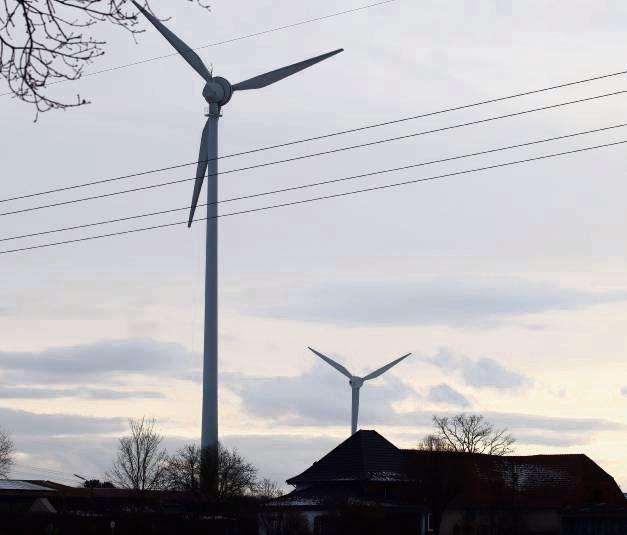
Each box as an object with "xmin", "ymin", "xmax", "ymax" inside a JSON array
[
  {"xmin": 308, "ymin": 347, "xmax": 411, "ymax": 435},
  {"xmin": 132, "ymin": 0, "xmax": 343, "ymax": 486}
]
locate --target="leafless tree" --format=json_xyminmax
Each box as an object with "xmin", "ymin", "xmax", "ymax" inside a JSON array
[
  {"xmin": 107, "ymin": 417, "xmax": 167, "ymax": 490},
  {"xmin": 0, "ymin": 1, "xmax": 209, "ymax": 117},
  {"xmin": 164, "ymin": 441, "xmax": 258, "ymax": 500},
  {"xmin": 0, "ymin": 427, "xmax": 14, "ymax": 478},
  {"xmin": 429, "ymin": 413, "xmax": 515, "ymax": 456},
  {"xmin": 416, "ymin": 433, "xmax": 454, "ymax": 452},
  {"xmin": 256, "ymin": 477, "xmax": 283, "ymax": 500},
  {"xmin": 217, "ymin": 443, "xmax": 257, "ymax": 500},
  {"xmin": 164, "ymin": 443, "xmax": 201, "ymax": 493}
]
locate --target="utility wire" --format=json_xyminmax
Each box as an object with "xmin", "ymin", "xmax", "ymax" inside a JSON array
[
  {"xmin": 2, "ymin": 89, "xmax": 625, "ymax": 219},
  {"xmin": 13, "ymin": 462, "xmax": 80, "ymax": 478},
  {"xmin": 3, "ymin": 71, "xmax": 627, "ymax": 205},
  {"xmin": 1, "ymin": 139, "xmax": 624, "ymax": 256},
  {"xmin": 0, "ymin": 0, "xmax": 395, "ymax": 98},
  {"xmin": 2, "ymin": 122, "xmax": 625, "ymax": 243}
]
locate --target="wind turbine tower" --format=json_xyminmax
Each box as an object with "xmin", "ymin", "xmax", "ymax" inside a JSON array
[
  {"xmin": 308, "ymin": 347, "xmax": 411, "ymax": 435},
  {"xmin": 133, "ymin": 1, "xmax": 343, "ymax": 476}
]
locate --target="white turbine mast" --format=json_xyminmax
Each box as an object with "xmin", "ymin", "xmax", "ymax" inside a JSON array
[
  {"xmin": 308, "ymin": 347, "xmax": 411, "ymax": 435},
  {"xmin": 133, "ymin": 0, "xmax": 343, "ymax": 483}
]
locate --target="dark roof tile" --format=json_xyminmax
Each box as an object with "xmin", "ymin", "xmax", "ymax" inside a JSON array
[{"xmin": 287, "ymin": 430, "xmax": 406, "ymax": 485}]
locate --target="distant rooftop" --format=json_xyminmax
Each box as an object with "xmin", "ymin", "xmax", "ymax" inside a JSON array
[{"xmin": 0, "ymin": 480, "xmax": 54, "ymax": 492}]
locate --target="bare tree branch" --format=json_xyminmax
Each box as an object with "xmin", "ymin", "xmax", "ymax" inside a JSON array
[
  {"xmin": 427, "ymin": 413, "xmax": 515, "ymax": 456},
  {"xmin": 416, "ymin": 433, "xmax": 454, "ymax": 452},
  {"xmin": 0, "ymin": 0, "xmax": 210, "ymax": 119},
  {"xmin": 0, "ymin": 427, "xmax": 14, "ymax": 478},
  {"xmin": 163, "ymin": 441, "xmax": 258, "ymax": 500},
  {"xmin": 106, "ymin": 416, "xmax": 167, "ymax": 491}
]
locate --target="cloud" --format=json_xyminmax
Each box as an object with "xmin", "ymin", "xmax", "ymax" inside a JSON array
[
  {"xmin": 0, "ymin": 385, "xmax": 164, "ymax": 400},
  {"xmin": 222, "ymin": 360, "xmax": 414, "ymax": 427},
  {"xmin": 0, "ymin": 338, "xmax": 198, "ymax": 385},
  {"xmin": 427, "ymin": 383, "xmax": 470, "ymax": 407},
  {"xmin": 428, "ymin": 349, "xmax": 530, "ymax": 390},
  {"xmin": 0, "ymin": 407, "xmax": 125, "ymax": 436},
  {"xmin": 514, "ymin": 431, "xmax": 593, "ymax": 448},
  {"xmin": 238, "ymin": 278, "xmax": 627, "ymax": 327},
  {"xmin": 485, "ymin": 412, "xmax": 625, "ymax": 433}
]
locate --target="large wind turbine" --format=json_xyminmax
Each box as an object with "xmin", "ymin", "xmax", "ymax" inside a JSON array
[
  {"xmin": 308, "ymin": 347, "xmax": 411, "ymax": 435},
  {"xmin": 133, "ymin": 1, "xmax": 342, "ymax": 472}
]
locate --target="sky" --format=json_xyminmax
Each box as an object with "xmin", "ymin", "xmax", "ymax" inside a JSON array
[{"xmin": 1, "ymin": 0, "xmax": 627, "ymax": 489}]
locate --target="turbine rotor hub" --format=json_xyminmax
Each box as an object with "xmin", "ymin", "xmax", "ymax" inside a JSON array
[
  {"xmin": 202, "ymin": 76, "xmax": 232, "ymax": 106},
  {"xmin": 349, "ymin": 377, "xmax": 364, "ymax": 388}
]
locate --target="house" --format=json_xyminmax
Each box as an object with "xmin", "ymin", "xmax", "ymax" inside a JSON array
[
  {"xmin": 0, "ymin": 480, "xmax": 244, "ymax": 534},
  {"xmin": 265, "ymin": 430, "xmax": 627, "ymax": 535},
  {"xmin": 0, "ymin": 480, "xmax": 57, "ymax": 514}
]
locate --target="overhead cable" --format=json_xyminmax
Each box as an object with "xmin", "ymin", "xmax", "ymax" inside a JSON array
[
  {"xmin": 2, "ymin": 122, "xmax": 626, "ymax": 243},
  {"xmin": 2, "ymin": 73, "xmax": 627, "ymax": 204},
  {"xmin": 1, "ymin": 139, "xmax": 624, "ymax": 255},
  {"xmin": 2, "ymin": 89, "xmax": 625, "ymax": 218}
]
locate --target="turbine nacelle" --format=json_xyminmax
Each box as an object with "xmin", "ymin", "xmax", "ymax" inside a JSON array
[{"xmin": 202, "ymin": 77, "xmax": 232, "ymax": 106}]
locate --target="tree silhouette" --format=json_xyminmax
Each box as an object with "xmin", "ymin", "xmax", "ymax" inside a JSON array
[
  {"xmin": 107, "ymin": 417, "xmax": 167, "ymax": 490},
  {"xmin": 0, "ymin": 427, "xmax": 14, "ymax": 478},
  {"xmin": 428, "ymin": 413, "xmax": 515, "ymax": 456},
  {"xmin": 164, "ymin": 442, "xmax": 258, "ymax": 500},
  {"xmin": 0, "ymin": 1, "xmax": 209, "ymax": 116}
]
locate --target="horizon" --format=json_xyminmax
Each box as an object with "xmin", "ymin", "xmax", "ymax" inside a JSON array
[{"xmin": 1, "ymin": 0, "xmax": 626, "ymax": 491}]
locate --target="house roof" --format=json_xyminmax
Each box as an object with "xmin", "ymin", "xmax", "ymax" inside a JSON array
[
  {"xmin": 287, "ymin": 430, "xmax": 408, "ymax": 485},
  {"xmin": 404, "ymin": 449, "xmax": 626, "ymax": 509},
  {"xmin": 285, "ymin": 430, "xmax": 625, "ymax": 509},
  {"xmin": 0, "ymin": 480, "xmax": 55, "ymax": 492}
]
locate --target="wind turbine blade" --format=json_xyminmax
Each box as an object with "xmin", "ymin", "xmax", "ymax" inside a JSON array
[
  {"xmin": 362, "ymin": 353, "xmax": 412, "ymax": 381},
  {"xmin": 231, "ymin": 48, "xmax": 343, "ymax": 91},
  {"xmin": 132, "ymin": 1, "xmax": 212, "ymax": 83},
  {"xmin": 308, "ymin": 347, "xmax": 352, "ymax": 379},
  {"xmin": 188, "ymin": 118, "xmax": 210, "ymax": 227}
]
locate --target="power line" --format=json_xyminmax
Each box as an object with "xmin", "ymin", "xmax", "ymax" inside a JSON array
[
  {"xmin": 1, "ymin": 138, "xmax": 624, "ymax": 256},
  {"xmin": 13, "ymin": 462, "xmax": 79, "ymax": 478},
  {"xmin": 2, "ymin": 89, "xmax": 625, "ymax": 218},
  {"xmin": 0, "ymin": 0, "xmax": 395, "ymax": 99},
  {"xmin": 3, "ymin": 70, "xmax": 627, "ymax": 205},
  {"xmin": 2, "ymin": 122, "xmax": 625, "ymax": 243}
]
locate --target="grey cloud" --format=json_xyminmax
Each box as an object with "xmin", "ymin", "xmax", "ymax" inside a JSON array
[
  {"xmin": 11, "ymin": 435, "xmax": 119, "ymax": 485},
  {"xmin": 428, "ymin": 349, "xmax": 530, "ymax": 390},
  {"xmin": 222, "ymin": 360, "xmax": 414, "ymax": 427},
  {"xmin": 514, "ymin": 431, "xmax": 592, "ymax": 448},
  {"xmin": 427, "ymin": 384, "xmax": 470, "ymax": 407},
  {"xmin": 0, "ymin": 385, "xmax": 164, "ymax": 400},
  {"xmin": 0, "ymin": 407, "xmax": 125, "ymax": 436},
  {"xmin": 0, "ymin": 338, "xmax": 199, "ymax": 384},
  {"xmin": 239, "ymin": 278, "xmax": 627, "ymax": 327},
  {"xmin": 429, "ymin": 349, "xmax": 531, "ymax": 390},
  {"xmin": 485, "ymin": 412, "xmax": 625, "ymax": 433}
]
